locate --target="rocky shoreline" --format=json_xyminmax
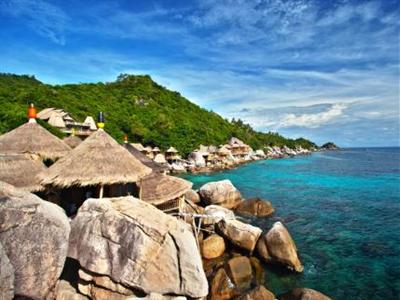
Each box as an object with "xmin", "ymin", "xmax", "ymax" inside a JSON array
[
  {"xmin": 1, "ymin": 178, "xmax": 332, "ymax": 300},
  {"xmin": 170, "ymin": 145, "xmax": 315, "ymax": 174}
]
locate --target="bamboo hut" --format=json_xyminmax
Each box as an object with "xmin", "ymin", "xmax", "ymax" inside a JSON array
[
  {"xmin": 166, "ymin": 146, "xmax": 179, "ymax": 162},
  {"xmin": 38, "ymin": 108, "xmax": 96, "ymax": 137},
  {"xmin": 0, "ymin": 154, "xmax": 46, "ymax": 192},
  {"xmin": 138, "ymin": 173, "xmax": 192, "ymax": 213},
  {"xmin": 154, "ymin": 153, "xmax": 167, "ymax": 164},
  {"xmin": 123, "ymin": 142, "xmax": 168, "ymax": 174},
  {"xmin": 83, "ymin": 116, "xmax": 97, "ymax": 131},
  {"xmin": 0, "ymin": 105, "xmax": 71, "ymax": 160},
  {"xmin": 39, "ymin": 126, "xmax": 152, "ymax": 216},
  {"xmin": 144, "ymin": 146, "xmax": 154, "ymax": 159}
]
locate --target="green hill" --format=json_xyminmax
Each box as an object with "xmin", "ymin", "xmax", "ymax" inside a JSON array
[{"xmin": 0, "ymin": 73, "xmax": 317, "ymax": 155}]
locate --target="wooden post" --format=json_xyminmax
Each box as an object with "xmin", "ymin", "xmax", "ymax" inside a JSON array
[{"xmin": 99, "ymin": 184, "xmax": 104, "ymax": 199}]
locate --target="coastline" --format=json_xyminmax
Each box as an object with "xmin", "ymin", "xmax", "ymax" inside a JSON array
[{"xmin": 171, "ymin": 145, "xmax": 318, "ymax": 175}]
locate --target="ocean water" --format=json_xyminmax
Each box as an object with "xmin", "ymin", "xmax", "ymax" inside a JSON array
[{"xmin": 183, "ymin": 148, "xmax": 400, "ymax": 299}]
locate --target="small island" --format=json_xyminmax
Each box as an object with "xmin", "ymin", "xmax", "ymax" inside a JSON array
[{"xmin": 320, "ymin": 142, "xmax": 340, "ymax": 151}]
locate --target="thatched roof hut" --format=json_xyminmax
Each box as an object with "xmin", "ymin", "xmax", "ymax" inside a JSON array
[
  {"xmin": 0, "ymin": 122, "xmax": 71, "ymax": 160},
  {"xmin": 144, "ymin": 146, "xmax": 153, "ymax": 153},
  {"xmin": 123, "ymin": 143, "xmax": 168, "ymax": 173},
  {"xmin": 63, "ymin": 135, "xmax": 82, "ymax": 149},
  {"xmin": 138, "ymin": 173, "xmax": 192, "ymax": 206},
  {"xmin": 48, "ymin": 114, "xmax": 66, "ymax": 128},
  {"xmin": 166, "ymin": 146, "xmax": 178, "ymax": 153},
  {"xmin": 0, "ymin": 154, "xmax": 46, "ymax": 192},
  {"xmin": 83, "ymin": 116, "xmax": 97, "ymax": 131},
  {"xmin": 154, "ymin": 153, "xmax": 167, "ymax": 164},
  {"xmin": 39, "ymin": 129, "xmax": 152, "ymax": 188}
]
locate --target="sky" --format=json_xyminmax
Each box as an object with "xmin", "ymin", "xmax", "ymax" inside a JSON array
[{"xmin": 0, "ymin": 0, "xmax": 399, "ymax": 147}]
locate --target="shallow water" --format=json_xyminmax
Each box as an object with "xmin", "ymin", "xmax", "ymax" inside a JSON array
[{"xmin": 183, "ymin": 148, "xmax": 400, "ymax": 299}]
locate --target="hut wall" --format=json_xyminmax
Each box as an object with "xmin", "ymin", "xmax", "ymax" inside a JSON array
[{"xmin": 108, "ymin": 183, "xmax": 139, "ymax": 198}]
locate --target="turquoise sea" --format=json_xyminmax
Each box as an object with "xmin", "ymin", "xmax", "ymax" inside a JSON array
[{"xmin": 183, "ymin": 148, "xmax": 400, "ymax": 299}]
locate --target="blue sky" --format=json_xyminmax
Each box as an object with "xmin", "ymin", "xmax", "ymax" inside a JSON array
[{"xmin": 0, "ymin": 0, "xmax": 399, "ymax": 147}]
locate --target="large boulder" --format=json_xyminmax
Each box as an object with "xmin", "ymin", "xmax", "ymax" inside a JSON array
[
  {"xmin": 0, "ymin": 242, "xmax": 14, "ymax": 300},
  {"xmin": 279, "ymin": 288, "xmax": 331, "ymax": 300},
  {"xmin": 204, "ymin": 205, "xmax": 236, "ymax": 225},
  {"xmin": 188, "ymin": 151, "xmax": 206, "ymax": 167},
  {"xmin": 199, "ymin": 180, "xmax": 242, "ymax": 208},
  {"xmin": 0, "ymin": 181, "xmax": 71, "ymax": 299},
  {"xmin": 236, "ymin": 285, "xmax": 275, "ymax": 300},
  {"xmin": 217, "ymin": 219, "xmax": 262, "ymax": 252},
  {"xmin": 184, "ymin": 189, "xmax": 201, "ymax": 204},
  {"xmin": 202, "ymin": 234, "xmax": 226, "ymax": 259},
  {"xmin": 256, "ymin": 222, "xmax": 303, "ymax": 272},
  {"xmin": 234, "ymin": 198, "xmax": 274, "ymax": 217},
  {"xmin": 68, "ymin": 196, "xmax": 208, "ymax": 298},
  {"xmin": 210, "ymin": 267, "xmax": 239, "ymax": 300},
  {"xmin": 226, "ymin": 256, "xmax": 252, "ymax": 289}
]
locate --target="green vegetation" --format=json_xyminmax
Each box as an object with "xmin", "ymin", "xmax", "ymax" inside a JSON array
[{"xmin": 0, "ymin": 73, "xmax": 317, "ymax": 155}]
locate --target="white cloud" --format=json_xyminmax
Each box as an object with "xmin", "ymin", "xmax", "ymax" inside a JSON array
[
  {"xmin": 0, "ymin": 0, "xmax": 69, "ymax": 45},
  {"xmin": 279, "ymin": 103, "xmax": 348, "ymax": 128}
]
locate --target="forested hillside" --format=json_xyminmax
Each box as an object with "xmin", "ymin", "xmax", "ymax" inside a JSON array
[{"xmin": 0, "ymin": 73, "xmax": 317, "ymax": 155}]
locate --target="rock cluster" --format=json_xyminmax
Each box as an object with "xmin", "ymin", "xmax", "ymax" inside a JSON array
[{"xmin": 0, "ymin": 178, "xmax": 331, "ymax": 300}]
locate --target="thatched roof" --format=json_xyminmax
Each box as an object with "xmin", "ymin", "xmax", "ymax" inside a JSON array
[
  {"xmin": 37, "ymin": 108, "xmax": 71, "ymax": 121},
  {"xmin": 63, "ymin": 135, "xmax": 82, "ymax": 149},
  {"xmin": 39, "ymin": 129, "xmax": 152, "ymax": 188},
  {"xmin": 0, "ymin": 122, "xmax": 71, "ymax": 160},
  {"xmin": 83, "ymin": 116, "xmax": 97, "ymax": 130},
  {"xmin": 144, "ymin": 146, "xmax": 153, "ymax": 152},
  {"xmin": 48, "ymin": 114, "xmax": 66, "ymax": 128},
  {"xmin": 0, "ymin": 154, "xmax": 46, "ymax": 192},
  {"xmin": 154, "ymin": 153, "xmax": 167, "ymax": 163},
  {"xmin": 37, "ymin": 108, "xmax": 56, "ymax": 120},
  {"xmin": 123, "ymin": 143, "xmax": 168, "ymax": 173},
  {"xmin": 138, "ymin": 173, "xmax": 192, "ymax": 205},
  {"xmin": 166, "ymin": 146, "xmax": 178, "ymax": 153}
]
